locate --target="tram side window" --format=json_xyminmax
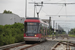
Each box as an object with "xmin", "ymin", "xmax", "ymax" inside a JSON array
[
  {"xmin": 40, "ymin": 23, "xmax": 47, "ymax": 35},
  {"xmin": 40, "ymin": 24, "xmax": 44, "ymax": 34},
  {"xmin": 40, "ymin": 27, "xmax": 42, "ymax": 33},
  {"xmin": 25, "ymin": 22, "xmax": 27, "ymax": 33}
]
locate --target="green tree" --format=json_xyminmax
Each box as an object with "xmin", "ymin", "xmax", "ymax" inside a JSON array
[
  {"xmin": 69, "ymin": 28, "xmax": 75, "ymax": 34},
  {"xmin": 3, "ymin": 10, "xmax": 12, "ymax": 14}
]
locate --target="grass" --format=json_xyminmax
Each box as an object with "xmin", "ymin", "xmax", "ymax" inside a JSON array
[
  {"xmin": 47, "ymin": 35, "xmax": 56, "ymax": 37},
  {"xmin": 68, "ymin": 34, "xmax": 75, "ymax": 37},
  {"xmin": 48, "ymin": 35, "xmax": 52, "ymax": 37}
]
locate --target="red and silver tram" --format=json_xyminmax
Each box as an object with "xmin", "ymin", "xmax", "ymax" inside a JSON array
[{"xmin": 24, "ymin": 17, "xmax": 49, "ymax": 42}]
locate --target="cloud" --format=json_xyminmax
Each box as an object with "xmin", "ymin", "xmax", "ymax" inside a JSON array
[
  {"xmin": 1, "ymin": 0, "xmax": 75, "ymax": 31},
  {"xmin": 0, "ymin": 0, "xmax": 25, "ymax": 17}
]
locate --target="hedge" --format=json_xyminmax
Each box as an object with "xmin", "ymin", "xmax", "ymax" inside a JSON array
[{"xmin": 0, "ymin": 23, "xmax": 24, "ymax": 46}]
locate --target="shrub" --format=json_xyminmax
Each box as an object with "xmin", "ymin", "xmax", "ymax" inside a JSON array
[{"xmin": 0, "ymin": 23, "xmax": 24, "ymax": 46}]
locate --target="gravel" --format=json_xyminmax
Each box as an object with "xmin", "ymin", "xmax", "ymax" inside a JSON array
[
  {"xmin": 71, "ymin": 47, "xmax": 75, "ymax": 50},
  {"xmin": 24, "ymin": 41, "xmax": 58, "ymax": 50}
]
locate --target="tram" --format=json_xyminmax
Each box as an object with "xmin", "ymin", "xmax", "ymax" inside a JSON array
[{"xmin": 24, "ymin": 17, "xmax": 49, "ymax": 42}]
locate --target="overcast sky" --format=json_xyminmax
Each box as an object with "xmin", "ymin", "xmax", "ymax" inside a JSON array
[
  {"xmin": 0, "ymin": 0, "xmax": 75, "ymax": 18},
  {"xmin": 0, "ymin": 0, "xmax": 75, "ymax": 31}
]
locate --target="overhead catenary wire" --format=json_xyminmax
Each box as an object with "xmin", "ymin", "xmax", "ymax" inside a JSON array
[
  {"xmin": 29, "ymin": 0, "xmax": 75, "ymax": 31},
  {"xmin": 33, "ymin": 1, "xmax": 43, "ymax": 18},
  {"xmin": 55, "ymin": 0, "xmax": 65, "ymax": 3},
  {"xmin": 64, "ymin": 0, "xmax": 67, "ymax": 17},
  {"xmin": 56, "ymin": 0, "xmax": 65, "ymax": 15},
  {"xmin": 56, "ymin": 5, "xmax": 64, "ymax": 15},
  {"xmin": 38, "ymin": 5, "xmax": 43, "ymax": 13},
  {"xmin": 29, "ymin": 2, "xmax": 75, "ymax": 4},
  {"xmin": 29, "ymin": 1, "xmax": 75, "ymax": 17},
  {"xmin": 41, "ymin": 9, "xmax": 49, "ymax": 15}
]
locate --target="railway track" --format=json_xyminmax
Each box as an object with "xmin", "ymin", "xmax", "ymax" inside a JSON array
[
  {"xmin": 2, "ymin": 43, "xmax": 30, "ymax": 50},
  {"xmin": 20, "ymin": 41, "xmax": 58, "ymax": 50},
  {"xmin": 52, "ymin": 41, "xmax": 75, "ymax": 50},
  {"xmin": 3, "ymin": 44, "xmax": 32, "ymax": 50},
  {"xmin": 20, "ymin": 41, "xmax": 46, "ymax": 50},
  {"xmin": 0, "ymin": 42, "xmax": 35, "ymax": 50},
  {"xmin": 0, "ymin": 41, "xmax": 59, "ymax": 50},
  {"xmin": 0, "ymin": 41, "xmax": 46, "ymax": 50},
  {"xmin": 0, "ymin": 42, "xmax": 24, "ymax": 50}
]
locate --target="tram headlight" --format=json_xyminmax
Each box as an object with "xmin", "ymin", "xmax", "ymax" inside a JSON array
[{"xmin": 35, "ymin": 35, "xmax": 36, "ymax": 37}]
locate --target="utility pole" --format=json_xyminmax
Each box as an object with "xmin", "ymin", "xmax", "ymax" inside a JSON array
[
  {"xmin": 58, "ymin": 25, "xmax": 59, "ymax": 34},
  {"xmin": 52, "ymin": 20, "xmax": 55, "ymax": 39},
  {"xmin": 34, "ymin": 2, "xmax": 35, "ymax": 17},
  {"xmin": 25, "ymin": 0, "xmax": 27, "ymax": 19},
  {"xmin": 58, "ymin": 25, "xmax": 60, "ymax": 34},
  {"xmin": 53, "ymin": 20, "xmax": 55, "ymax": 32},
  {"xmin": 49, "ymin": 17, "xmax": 51, "ymax": 35},
  {"xmin": 56, "ymin": 23, "xmax": 58, "ymax": 38},
  {"xmin": 56, "ymin": 23, "xmax": 57, "ymax": 31}
]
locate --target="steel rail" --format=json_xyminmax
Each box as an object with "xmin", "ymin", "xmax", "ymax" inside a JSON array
[
  {"xmin": 3, "ymin": 44, "xmax": 26, "ymax": 50},
  {"xmin": 52, "ymin": 42, "xmax": 61, "ymax": 50},
  {"xmin": 20, "ymin": 41, "xmax": 46, "ymax": 50}
]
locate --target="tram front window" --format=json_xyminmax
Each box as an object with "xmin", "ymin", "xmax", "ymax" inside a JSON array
[
  {"xmin": 25, "ymin": 22, "xmax": 39, "ymax": 33},
  {"xmin": 26, "ymin": 26, "xmax": 38, "ymax": 33}
]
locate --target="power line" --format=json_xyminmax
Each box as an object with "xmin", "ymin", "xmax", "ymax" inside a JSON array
[
  {"xmin": 55, "ymin": 0, "xmax": 65, "ymax": 3},
  {"xmin": 29, "ymin": 2, "xmax": 75, "ymax": 4},
  {"xmin": 34, "ymin": 1, "xmax": 43, "ymax": 18},
  {"xmin": 41, "ymin": 9, "xmax": 49, "ymax": 15},
  {"xmin": 56, "ymin": 5, "xmax": 64, "ymax": 15},
  {"xmin": 46, "ymin": 15, "xmax": 75, "ymax": 17}
]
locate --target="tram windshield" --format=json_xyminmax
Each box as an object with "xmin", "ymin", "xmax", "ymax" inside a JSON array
[{"xmin": 25, "ymin": 22, "xmax": 39, "ymax": 33}]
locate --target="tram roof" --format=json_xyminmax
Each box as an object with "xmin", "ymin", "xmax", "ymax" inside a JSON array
[{"xmin": 26, "ymin": 17, "xmax": 39, "ymax": 19}]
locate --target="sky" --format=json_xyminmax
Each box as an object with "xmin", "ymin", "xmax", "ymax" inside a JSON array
[
  {"xmin": 0, "ymin": 0, "xmax": 75, "ymax": 32},
  {"xmin": 0, "ymin": 0, "xmax": 75, "ymax": 18}
]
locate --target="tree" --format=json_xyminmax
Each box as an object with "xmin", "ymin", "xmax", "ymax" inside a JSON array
[
  {"xmin": 3, "ymin": 10, "xmax": 12, "ymax": 14},
  {"xmin": 69, "ymin": 28, "xmax": 75, "ymax": 34}
]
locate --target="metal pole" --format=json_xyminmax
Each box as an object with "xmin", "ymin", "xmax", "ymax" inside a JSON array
[
  {"xmin": 34, "ymin": 3, "xmax": 35, "ymax": 17},
  {"xmin": 56, "ymin": 23, "xmax": 58, "ymax": 38},
  {"xmin": 46, "ymin": 28, "xmax": 47, "ymax": 35},
  {"xmin": 52, "ymin": 20, "xmax": 55, "ymax": 39},
  {"xmin": 53, "ymin": 20, "xmax": 55, "ymax": 32},
  {"xmin": 49, "ymin": 17, "xmax": 51, "ymax": 35},
  {"xmin": 58, "ymin": 25, "xmax": 59, "ymax": 34},
  {"xmin": 25, "ymin": 0, "xmax": 27, "ymax": 18},
  {"xmin": 56, "ymin": 23, "xmax": 57, "ymax": 30},
  {"xmin": 37, "ymin": 12, "xmax": 39, "ymax": 18}
]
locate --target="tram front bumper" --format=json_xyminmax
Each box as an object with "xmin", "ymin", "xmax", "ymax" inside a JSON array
[{"xmin": 24, "ymin": 37, "xmax": 41, "ymax": 41}]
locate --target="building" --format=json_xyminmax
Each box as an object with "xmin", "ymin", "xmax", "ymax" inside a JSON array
[{"xmin": 0, "ymin": 13, "xmax": 25, "ymax": 25}]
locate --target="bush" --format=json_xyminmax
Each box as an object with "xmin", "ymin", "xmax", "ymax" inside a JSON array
[{"xmin": 0, "ymin": 23, "xmax": 24, "ymax": 46}]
